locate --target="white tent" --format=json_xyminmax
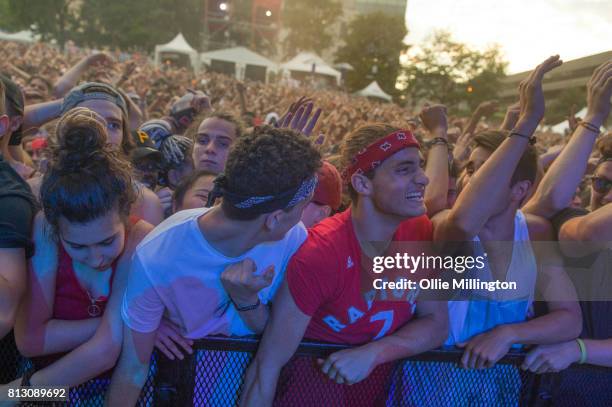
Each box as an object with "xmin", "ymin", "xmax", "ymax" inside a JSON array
[
  {"xmin": 280, "ymin": 52, "xmax": 341, "ymax": 85},
  {"xmin": 0, "ymin": 30, "xmax": 39, "ymax": 44},
  {"xmin": 154, "ymin": 33, "xmax": 200, "ymax": 72},
  {"xmin": 200, "ymin": 46, "xmax": 277, "ymax": 82},
  {"xmin": 355, "ymin": 81, "xmax": 392, "ymax": 102}
]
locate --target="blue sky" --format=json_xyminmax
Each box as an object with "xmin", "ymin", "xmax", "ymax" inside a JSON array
[{"xmin": 404, "ymin": 0, "xmax": 612, "ymax": 73}]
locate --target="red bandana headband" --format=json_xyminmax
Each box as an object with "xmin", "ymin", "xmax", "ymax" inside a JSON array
[{"xmin": 343, "ymin": 129, "xmax": 420, "ymax": 183}]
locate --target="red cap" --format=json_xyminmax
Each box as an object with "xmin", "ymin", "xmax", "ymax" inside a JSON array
[{"xmin": 313, "ymin": 161, "xmax": 342, "ymax": 210}]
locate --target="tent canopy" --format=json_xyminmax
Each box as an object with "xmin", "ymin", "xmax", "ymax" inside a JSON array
[
  {"xmin": 280, "ymin": 52, "xmax": 341, "ymax": 85},
  {"xmin": 0, "ymin": 30, "xmax": 39, "ymax": 44},
  {"xmin": 355, "ymin": 81, "xmax": 392, "ymax": 102},
  {"xmin": 200, "ymin": 46, "xmax": 277, "ymax": 71},
  {"xmin": 154, "ymin": 33, "xmax": 200, "ymax": 71}
]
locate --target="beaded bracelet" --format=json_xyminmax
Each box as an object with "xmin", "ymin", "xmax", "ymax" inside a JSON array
[
  {"xmin": 231, "ymin": 297, "xmax": 261, "ymax": 312},
  {"xmin": 427, "ymin": 137, "xmax": 449, "ymax": 148}
]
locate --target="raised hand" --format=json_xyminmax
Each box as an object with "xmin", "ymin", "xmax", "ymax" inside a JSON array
[
  {"xmin": 585, "ymin": 60, "xmax": 612, "ymax": 127},
  {"xmin": 475, "ymin": 100, "xmax": 499, "ymax": 117},
  {"xmin": 500, "ymin": 101, "xmax": 521, "ymax": 131},
  {"xmin": 419, "ymin": 103, "xmax": 448, "ymax": 135},
  {"xmin": 278, "ymin": 97, "xmax": 322, "ymax": 136},
  {"xmin": 515, "ymin": 55, "xmax": 563, "ymax": 134}
]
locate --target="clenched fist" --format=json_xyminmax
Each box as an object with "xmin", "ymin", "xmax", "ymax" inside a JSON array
[{"xmin": 221, "ymin": 258, "xmax": 274, "ymax": 307}]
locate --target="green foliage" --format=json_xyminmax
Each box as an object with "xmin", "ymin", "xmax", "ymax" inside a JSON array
[
  {"xmin": 282, "ymin": 0, "xmax": 343, "ymax": 57},
  {"xmin": 545, "ymin": 86, "xmax": 586, "ymax": 125},
  {"xmin": 78, "ymin": 0, "xmax": 202, "ymax": 51},
  {"xmin": 335, "ymin": 12, "xmax": 407, "ymax": 96},
  {"xmin": 2, "ymin": 0, "xmax": 80, "ymax": 48},
  {"xmin": 401, "ymin": 31, "xmax": 508, "ymax": 114}
]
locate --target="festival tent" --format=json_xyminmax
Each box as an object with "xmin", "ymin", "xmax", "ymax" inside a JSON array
[
  {"xmin": 154, "ymin": 33, "xmax": 200, "ymax": 72},
  {"xmin": 280, "ymin": 52, "xmax": 341, "ymax": 86},
  {"xmin": 355, "ymin": 81, "xmax": 393, "ymax": 102},
  {"xmin": 0, "ymin": 30, "xmax": 39, "ymax": 44},
  {"xmin": 200, "ymin": 46, "xmax": 277, "ymax": 82}
]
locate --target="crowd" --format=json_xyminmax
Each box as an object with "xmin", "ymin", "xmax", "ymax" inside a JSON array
[{"xmin": 0, "ymin": 36, "xmax": 611, "ymax": 407}]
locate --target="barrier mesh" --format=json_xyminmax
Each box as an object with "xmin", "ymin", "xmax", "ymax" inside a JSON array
[{"xmin": 2, "ymin": 334, "xmax": 612, "ymax": 406}]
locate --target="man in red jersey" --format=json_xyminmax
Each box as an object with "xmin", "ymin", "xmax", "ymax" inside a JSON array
[{"xmin": 241, "ymin": 110, "xmax": 449, "ymax": 406}]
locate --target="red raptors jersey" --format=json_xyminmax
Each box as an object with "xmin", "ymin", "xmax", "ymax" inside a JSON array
[{"xmin": 287, "ymin": 208, "xmax": 433, "ymax": 345}]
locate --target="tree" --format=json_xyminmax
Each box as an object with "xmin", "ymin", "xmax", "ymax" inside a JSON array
[
  {"xmin": 335, "ymin": 12, "xmax": 407, "ymax": 96},
  {"xmin": 281, "ymin": 0, "xmax": 342, "ymax": 57},
  {"xmin": 78, "ymin": 0, "xmax": 202, "ymax": 51},
  {"xmin": 1, "ymin": 0, "xmax": 79, "ymax": 49},
  {"xmin": 401, "ymin": 31, "xmax": 507, "ymax": 114}
]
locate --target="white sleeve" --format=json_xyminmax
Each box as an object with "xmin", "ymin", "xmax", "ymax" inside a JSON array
[
  {"xmin": 121, "ymin": 251, "xmax": 166, "ymax": 333},
  {"xmin": 260, "ymin": 223, "xmax": 308, "ymax": 304}
]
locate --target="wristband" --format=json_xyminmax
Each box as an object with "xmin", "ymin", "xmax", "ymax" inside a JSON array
[
  {"xmin": 231, "ymin": 297, "xmax": 261, "ymax": 312},
  {"xmin": 579, "ymin": 121, "xmax": 601, "ymax": 135},
  {"xmin": 426, "ymin": 137, "xmax": 449, "ymax": 148},
  {"xmin": 576, "ymin": 338, "xmax": 587, "ymax": 364},
  {"xmin": 508, "ymin": 131, "xmax": 536, "ymax": 145}
]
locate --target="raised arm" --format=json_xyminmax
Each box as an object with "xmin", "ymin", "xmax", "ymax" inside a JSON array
[
  {"xmin": 421, "ymin": 104, "xmax": 450, "ymax": 217},
  {"xmin": 240, "ymin": 279, "xmax": 311, "ymax": 407},
  {"xmin": 557, "ymin": 201, "xmax": 612, "ymax": 256},
  {"xmin": 435, "ymin": 56, "xmax": 563, "ymax": 242},
  {"xmin": 523, "ymin": 60, "xmax": 612, "ymax": 218},
  {"xmin": 53, "ymin": 53, "xmax": 115, "ymax": 98},
  {"xmin": 22, "ymin": 100, "xmax": 62, "ymax": 132}
]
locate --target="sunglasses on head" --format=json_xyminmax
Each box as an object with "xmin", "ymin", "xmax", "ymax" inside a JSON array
[{"xmin": 591, "ymin": 176, "xmax": 612, "ymax": 194}]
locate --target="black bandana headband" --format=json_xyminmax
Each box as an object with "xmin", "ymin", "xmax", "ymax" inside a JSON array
[{"xmin": 206, "ymin": 174, "xmax": 318, "ymax": 215}]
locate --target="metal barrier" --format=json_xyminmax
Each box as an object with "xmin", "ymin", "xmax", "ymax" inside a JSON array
[{"xmin": 2, "ymin": 333, "xmax": 612, "ymax": 406}]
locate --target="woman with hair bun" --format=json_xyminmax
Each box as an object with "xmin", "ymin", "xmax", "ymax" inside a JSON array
[{"xmin": 7, "ymin": 108, "xmax": 153, "ymax": 394}]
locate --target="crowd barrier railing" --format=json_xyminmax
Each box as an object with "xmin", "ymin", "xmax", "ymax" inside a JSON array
[{"xmin": 2, "ymin": 334, "xmax": 611, "ymax": 406}]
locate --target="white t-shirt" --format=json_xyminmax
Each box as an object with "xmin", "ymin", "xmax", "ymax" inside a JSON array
[{"xmin": 121, "ymin": 207, "xmax": 307, "ymax": 338}]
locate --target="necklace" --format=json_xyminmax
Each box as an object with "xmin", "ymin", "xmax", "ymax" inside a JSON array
[{"xmin": 85, "ymin": 290, "xmax": 103, "ymax": 317}]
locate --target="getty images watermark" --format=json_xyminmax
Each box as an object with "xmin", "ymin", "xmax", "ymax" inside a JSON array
[{"xmin": 370, "ymin": 252, "xmax": 517, "ymax": 293}]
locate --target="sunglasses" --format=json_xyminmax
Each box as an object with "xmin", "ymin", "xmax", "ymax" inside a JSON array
[{"xmin": 591, "ymin": 176, "xmax": 612, "ymax": 194}]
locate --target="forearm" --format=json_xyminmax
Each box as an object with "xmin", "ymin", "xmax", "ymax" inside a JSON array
[
  {"xmin": 526, "ymin": 126, "xmax": 598, "ymax": 217},
  {"xmin": 238, "ymin": 304, "xmax": 270, "ymax": 334},
  {"xmin": 105, "ymin": 361, "xmax": 150, "ymax": 407},
  {"xmin": 240, "ymin": 357, "xmax": 281, "ymax": 407},
  {"xmin": 23, "ymin": 100, "xmax": 62, "ymax": 131},
  {"xmin": 0, "ymin": 281, "xmax": 21, "ymax": 338},
  {"xmin": 462, "ymin": 110, "xmax": 483, "ymax": 138},
  {"xmin": 571, "ymin": 200, "xmax": 612, "ymax": 242},
  {"xmin": 53, "ymin": 59, "xmax": 89, "ymax": 98},
  {"xmin": 30, "ymin": 343, "xmax": 112, "ymax": 387},
  {"xmin": 370, "ymin": 311, "xmax": 448, "ymax": 366},
  {"xmin": 40, "ymin": 318, "xmax": 101, "ymax": 355},
  {"xmin": 425, "ymin": 142, "xmax": 450, "ymax": 217},
  {"xmin": 503, "ymin": 309, "xmax": 582, "ymax": 345},
  {"xmin": 449, "ymin": 125, "xmax": 531, "ymax": 235},
  {"xmin": 583, "ymin": 339, "xmax": 612, "ymax": 367}
]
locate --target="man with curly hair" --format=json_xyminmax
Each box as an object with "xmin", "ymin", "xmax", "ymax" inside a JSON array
[{"xmin": 106, "ymin": 126, "xmax": 321, "ymax": 406}]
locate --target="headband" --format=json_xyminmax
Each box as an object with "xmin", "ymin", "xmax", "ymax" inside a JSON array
[
  {"xmin": 206, "ymin": 174, "xmax": 318, "ymax": 215},
  {"xmin": 343, "ymin": 129, "xmax": 420, "ymax": 183},
  {"xmin": 61, "ymin": 82, "xmax": 128, "ymax": 118}
]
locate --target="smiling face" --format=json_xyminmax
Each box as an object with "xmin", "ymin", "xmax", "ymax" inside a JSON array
[
  {"xmin": 368, "ymin": 147, "xmax": 429, "ymax": 218},
  {"xmin": 58, "ymin": 210, "xmax": 126, "ymax": 271},
  {"xmin": 192, "ymin": 117, "xmax": 237, "ymax": 174}
]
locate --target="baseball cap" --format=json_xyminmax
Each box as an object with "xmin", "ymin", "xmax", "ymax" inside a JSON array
[
  {"xmin": 131, "ymin": 123, "xmax": 163, "ymax": 162},
  {"xmin": 312, "ymin": 161, "xmax": 342, "ymax": 210}
]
